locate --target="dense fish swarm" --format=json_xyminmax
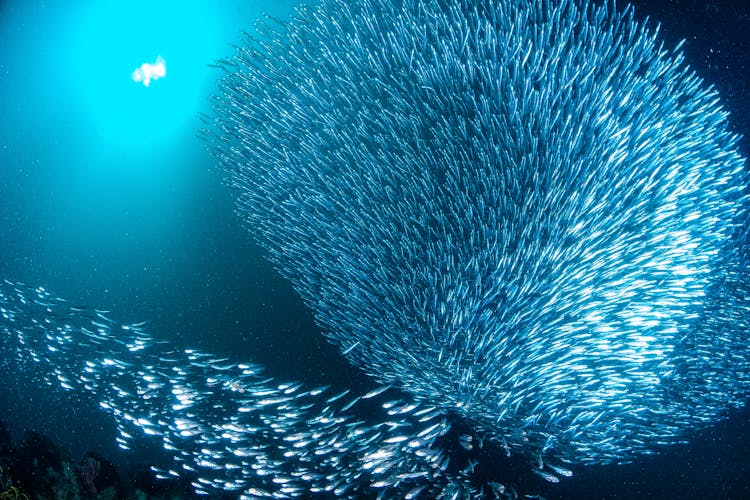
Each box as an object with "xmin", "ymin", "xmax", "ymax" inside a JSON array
[
  {"xmin": 0, "ymin": 281, "xmax": 479, "ymax": 498},
  {"xmin": 208, "ymin": 0, "xmax": 750, "ymax": 466}
]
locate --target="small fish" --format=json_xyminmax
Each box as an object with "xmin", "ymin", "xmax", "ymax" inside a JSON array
[
  {"xmin": 341, "ymin": 341, "xmax": 360, "ymax": 355},
  {"xmin": 547, "ymin": 463, "xmax": 573, "ymax": 477},
  {"xmin": 532, "ymin": 468, "xmax": 560, "ymax": 483},
  {"xmin": 362, "ymin": 385, "xmax": 392, "ymax": 399},
  {"xmin": 458, "ymin": 434, "xmax": 474, "ymax": 451},
  {"xmin": 340, "ymin": 396, "xmax": 361, "ymax": 412},
  {"xmin": 326, "ymin": 389, "xmax": 350, "ymax": 403}
]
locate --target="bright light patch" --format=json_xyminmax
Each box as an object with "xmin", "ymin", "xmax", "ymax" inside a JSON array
[
  {"xmin": 131, "ymin": 55, "xmax": 166, "ymax": 87},
  {"xmin": 27, "ymin": 0, "xmax": 300, "ymax": 147}
]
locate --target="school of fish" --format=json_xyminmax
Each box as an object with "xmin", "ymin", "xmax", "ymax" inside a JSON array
[
  {"xmin": 208, "ymin": 0, "xmax": 750, "ymax": 467},
  {"xmin": 1, "ymin": 281, "xmax": 489, "ymax": 498},
  {"xmin": 3, "ymin": 0, "xmax": 750, "ymax": 497}
]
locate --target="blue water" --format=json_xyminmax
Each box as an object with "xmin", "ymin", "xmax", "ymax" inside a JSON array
[
  {"xmin": 0, "ymin": 0, "xmax": 354, "ymax": 382},
  {"xmin": 0, "ymin": 0, "xmax": 749, "ymax": 497},
  {"xmin": 0, "ymin": 0, "xmax": 364, "ymax": 485}
]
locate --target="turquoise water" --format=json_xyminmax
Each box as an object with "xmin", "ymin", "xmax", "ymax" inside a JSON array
[
  {"xmin": 0, "ymin": 0, "xmax": 363, "ymax": 481},
  {"xmin": 0, "ymin": 0, "xmax": 353, "ymax": 384}
]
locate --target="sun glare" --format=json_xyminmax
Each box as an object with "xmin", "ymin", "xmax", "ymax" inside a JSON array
[{"xmin": 131, "ymin": 55, "xmax": 166, "ymax": 87}]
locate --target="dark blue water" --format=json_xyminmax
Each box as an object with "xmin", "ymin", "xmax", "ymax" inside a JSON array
[{"xmin": 0, "ymin": 0, "xmax": 748, "ymax": 497}]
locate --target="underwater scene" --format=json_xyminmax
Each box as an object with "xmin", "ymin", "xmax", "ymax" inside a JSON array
[{"xmin": 1, "ymin": 0, "xmax": 749, "ymax": 498}]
